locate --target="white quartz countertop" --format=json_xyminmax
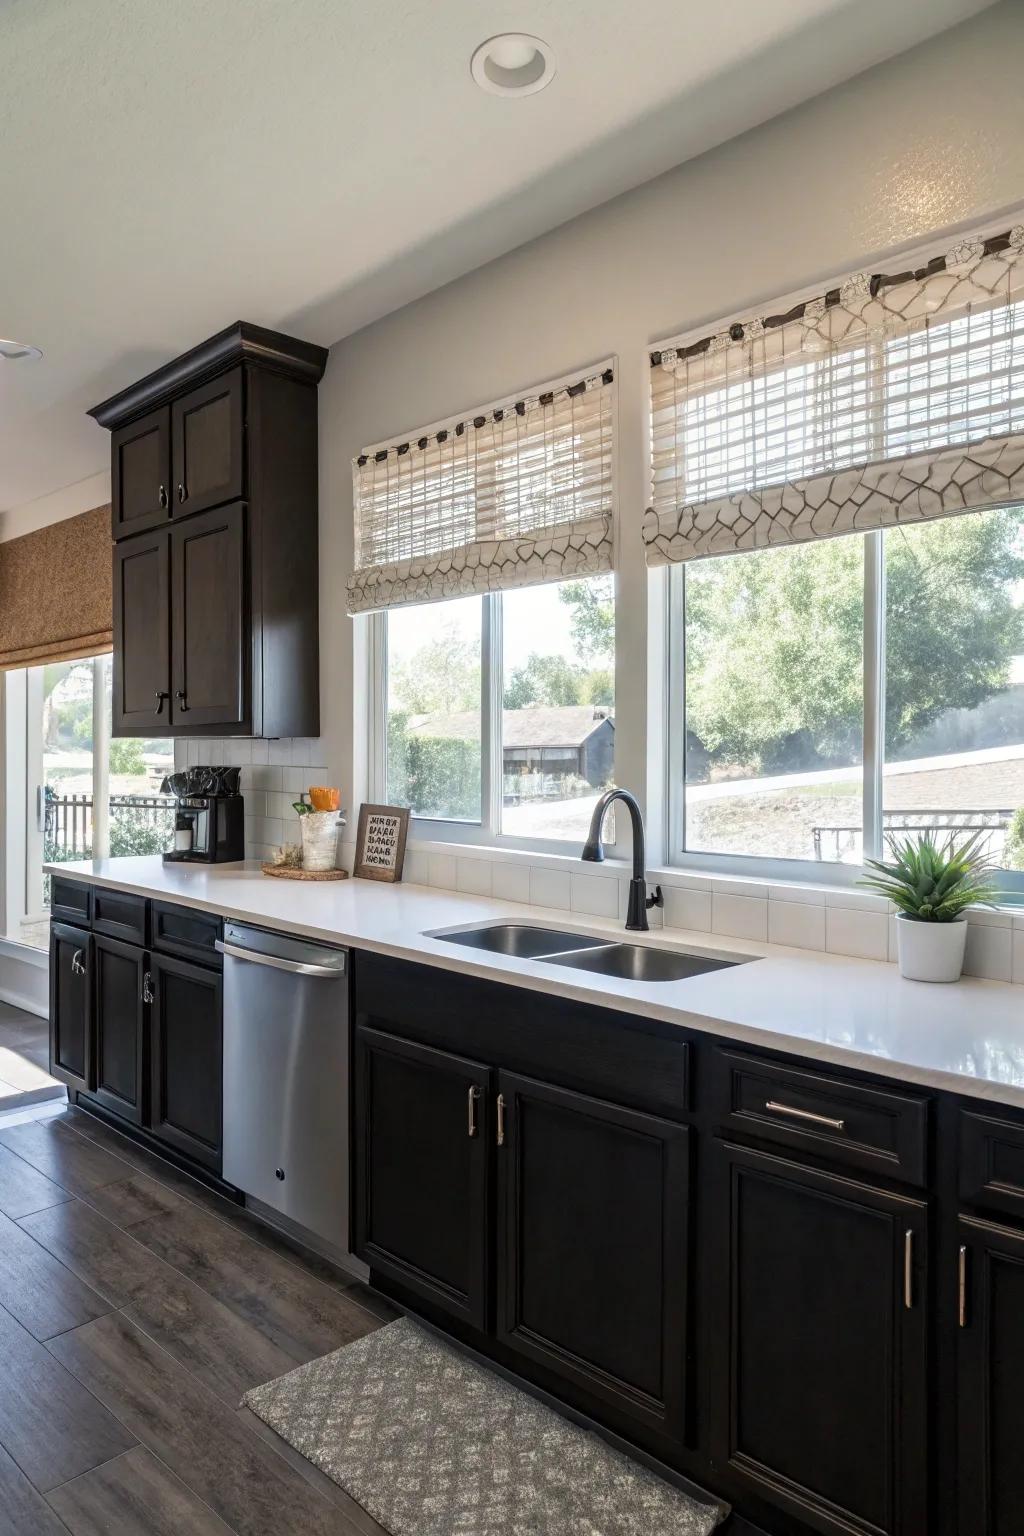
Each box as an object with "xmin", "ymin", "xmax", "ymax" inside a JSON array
[{"xmin": 48, "ymin": 856, "xmax": 1024, "ymax": 1109}]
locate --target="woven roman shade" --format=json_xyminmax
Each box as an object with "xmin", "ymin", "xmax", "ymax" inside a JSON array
[
  {"xmin": 646, "ymin": 224, "xmax": 1024, "ymax": 566},
  {"xmin": 0, "ymin": 504, "xmax": 112, "ymax": 669},
  {"xmin": 348, "ymin": 364, "xmax": 615, "ymax": 613}
]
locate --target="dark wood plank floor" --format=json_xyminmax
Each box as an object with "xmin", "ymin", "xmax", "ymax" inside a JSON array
[{"xmin": 0, "ymin": 1099, "xmax": 394, "ymax": 1536}]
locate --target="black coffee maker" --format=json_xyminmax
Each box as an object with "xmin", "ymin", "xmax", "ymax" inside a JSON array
[{"xmin": 160, "ymin": 766, "xmax": 244, "ymax": 863}]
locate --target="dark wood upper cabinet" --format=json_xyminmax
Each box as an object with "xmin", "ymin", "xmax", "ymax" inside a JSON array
[
  {"xmin": 112, "ymin": 531, "xmax": 171, "ymax": 735},
  {"xmin": 352, "ymin": 1025, "xmax": 493, "ymax": 1331},
  {"xmin": 171, "ymin": 368, "xmax": 244, "ymax": 517},
  {"xmin": 92, "ymin": 933, "xmax": 147, "ymax": 1127},
  {"xmin": 171, "ymin": 503, "xmax": 246, "ymax": 729},
  {"xmin": 111, "ymin": 405, "xmax": 171, "ymax": 537},
  {"xmin": 49, "ymin": 923, "xmax": 94, "ymax": 1093},
  {"xmin": 708, "ymin": 1140, "xmax": 928, "ymax": 1536},
  {"xmin": 957, "ymin": 1214, "xmax": 1024, "ymax": 1536},
  {"xmin": 496, "ymin": 1071, "xmax": 690, "ymax": 1450},
  {"xmin": 90, "ymin": 322, "xmax": 327, "ymax": 739}
]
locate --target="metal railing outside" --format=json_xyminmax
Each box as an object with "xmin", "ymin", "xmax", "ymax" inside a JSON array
[
  {"xmin": 44, "ymin": 789, "xmax": 176, "ymax": 861},
  {"xmin": 812, "ymin": 809, "xmax": 1014, "ymax": 863}
]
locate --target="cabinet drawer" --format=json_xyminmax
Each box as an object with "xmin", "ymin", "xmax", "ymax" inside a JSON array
[
  {"xmin": 51, "ymin": 877, "xmax": 92, "ymax": 927},
  {"xmin": 91, "ymin": 888, "xmax": 148, "ymax": 946},
  {"xmin": 959, "ymin": 1108, "xmax": 1024, "ymax": 1219},
  {"xmin": 710, "ymin": 1049, "xmax": 929, "ymax": 1186},
  {"xmin": 152, "ymin": 901, "xmax": 222, "ymax": 966}
]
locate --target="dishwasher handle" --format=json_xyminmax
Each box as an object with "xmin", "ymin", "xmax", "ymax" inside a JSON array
[{"xmin": 215, "ymin": 939, "xmax": 346, "ymax": 978}]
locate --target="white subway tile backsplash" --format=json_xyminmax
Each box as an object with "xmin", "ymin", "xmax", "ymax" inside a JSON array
[
  {"xmin": 491, "ymin": 862, "xmax": 531, "ymax": 904},
  {"xmin": 530, "ymin": 867, "xmax": 571, "ymax": 912},
  {"xmin": 825, "ymin": 888, "xmax": 891, "ymax": 913},
  {"xmin": 826, "ymin": 906, "xmax": 888, "ymax": 961},
  {"xmin": 712, "ymin": 876, "xmax": 770, "ymax": 900},
  {"xmin": 662, "ymin": 886, "xmax": 712, "ymax": 934},
  {"xmin": 250, "ymin": 739, "xmax": 269, "ymax": 764},
  {"xmin": 457, "ymin": 858, "xmax": 492, "ymax": 897},
  {"xmin": 571, "ymin": 873, "xmax": 620, "ymax": 920},
  {"xmin": 231, "ymin": 739, "xmax": 252, "ymax": 764},
  {"xmin": 1013, "ymin": 931, "xmax": 1024, "ymax": 984},
  {"xmin": 712, "ymin": 893, "xmax": 768, "ymax": 942},
  {"xmin": 768, "ymin": 882, "xmax": 826, "ymax": 906},
  {"xmin": 403, "ymin": 851, "xmax": 431, "ymax": 887},
  {"xmin": 768, "ymin": 901, "xmax": 826, "ymax": 951},
  {"xmin": 268, "ymin": 740, "xmax": 292, "ymax": 766},
  {"xmin": 429, "ymin": 854, "xmax": 458, "ymax": 890},
  {"xmin": 249, "ymin": 765, "xmax": 282, "ymax": 792},
  {"xmin": 964, "ymin": 922, "xmax": 1013, "ymax": 983}
]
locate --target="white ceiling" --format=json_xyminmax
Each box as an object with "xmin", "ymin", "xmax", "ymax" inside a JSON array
[{"xmin": 0, "ymin": 0, "xmax": 995, "ymax": 513}]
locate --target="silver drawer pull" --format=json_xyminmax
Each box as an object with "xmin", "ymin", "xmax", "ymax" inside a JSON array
[
  {"xmin": 904, "ymin": 1229, "xmax": 914, "ymax": 1310},
  {"xmin": 765, "ymin": 1100, "xmax": 845, "ymax": 1132},
  {"xmin": 467, "ymin": 1085, "xmax": 480, "ymax": 1139},
  {"xmin": 958, "ymin": 1244, "xmax": 968, "ymax": 1328}
]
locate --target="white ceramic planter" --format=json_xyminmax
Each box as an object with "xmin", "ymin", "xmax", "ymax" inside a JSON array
[
  {"xmin": 300, "ymin": 811, "xmax": 340, "ymax": 872},
  {"xmin": 895, "ymin": 914, "xmax": 968, "ymax": 982}
]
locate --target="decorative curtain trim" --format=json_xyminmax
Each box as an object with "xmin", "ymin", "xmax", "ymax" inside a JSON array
[
  {"xmin": 349, "ymin": 365, "xmax": 615, "ymax": 613},
  {"xmin": 0, "ymin": 505, "xmax": 112, "ymax": 671},
  {"xmin": 646, "ymin": 225, "xmax": 1024, "ymax": 565}
]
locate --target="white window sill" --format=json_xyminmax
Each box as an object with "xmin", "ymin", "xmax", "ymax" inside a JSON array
[{"xmin": 0, "ymin": 936, "xmax": 49, "ymax": 969}]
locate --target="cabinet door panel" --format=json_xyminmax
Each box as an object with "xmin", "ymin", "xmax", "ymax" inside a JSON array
[
  {"xmin": 353, "ymin": 1025, "xmax": 491, "ymax": 1329},
  {"xmin": 496, "ymin": 1071, "xmax": 689, "ymax": 1446},
  {"xmin": 957, "ymin": 1215, "xmax": 1024, "ymax": 1536},
  {"xmin": 709, "ymin": 1141, "xmax": 928, "ymax": 1536},
  {"xmin": 149, "ymin": 953, "xmax": 222, "ymax": 1171},
  {"xmin": 171, "ymin": 367, "xmax": 244, "ymax": 517},
  {"xmin": 92, "ymin": 935, "xmax": 146, "ymax": 1126},
  {"xmin": 170, "ymin": 502, "xmax": 246, "ymax": 729},
  {"xmin": 112, "ymin": 532, "xmax": 171, "ymax": 735},
  {"xmin": 49, "ymin": 924, "xmax": 94, "ymax": 1092},
  {"xmin": 111, "ymin": 406, "xmax": 171, "ymax": 536}
]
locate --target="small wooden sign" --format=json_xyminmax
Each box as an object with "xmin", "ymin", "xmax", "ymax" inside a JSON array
[{"xmin": 354, "ymin": 804, "xmax": 410, "ymax": 883}]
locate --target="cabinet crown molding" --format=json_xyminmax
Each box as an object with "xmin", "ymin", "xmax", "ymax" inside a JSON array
[{"xmin": 88, "ymin": 321, "xmax": 329, "ymax": 429}]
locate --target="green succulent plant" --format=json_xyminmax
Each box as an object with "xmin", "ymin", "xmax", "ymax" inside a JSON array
[{"xmin": 859, "ymin": 830, "xmax": 1002, "ymax": 922}]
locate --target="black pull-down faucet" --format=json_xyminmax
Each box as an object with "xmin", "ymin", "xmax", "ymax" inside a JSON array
[{"xmin": 581, "ymin": 788, "xmax": 664, "ymax": 932}]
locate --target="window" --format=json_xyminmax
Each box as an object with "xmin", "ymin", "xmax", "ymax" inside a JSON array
[
  {"xmin": 378, "ymin": 575, "xmax": 615, "ymax": 847},
  {"xmin": 8, "ymin": 654, "xmax": 174, "ymax": 948},
  {"xmin": 655, "ymin": 224, "xmax": 1024, "ymax": 882},
  {"xmin": 673, "ymin": 503, "xmax": 1024, "ymax": 879}
]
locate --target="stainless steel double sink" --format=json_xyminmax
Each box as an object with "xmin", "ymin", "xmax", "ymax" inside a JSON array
[{"xmin": 428, "ymin": 922, "xmax": 745, "ymax": 982}]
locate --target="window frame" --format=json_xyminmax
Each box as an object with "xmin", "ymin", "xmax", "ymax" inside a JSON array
[
  {"xmin": 666, "ymin": 519, "xmax": 1024, "ymax": 892},
  {"xmin": 367, "ymin": 584, "xmax": 617, "ymax": 855}
]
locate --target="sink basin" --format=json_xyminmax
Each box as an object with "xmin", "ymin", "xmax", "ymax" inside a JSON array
[
  {"xmin": 546, "ymin": 943, "xmax": 738, "ymax": 983},
  {"xmin": 431, "ymin": 922, "xmax": 746, "ymax": 982},
  {"xmin": 435, "ymin": 923, "xmax": 612, "ymax": 959}
]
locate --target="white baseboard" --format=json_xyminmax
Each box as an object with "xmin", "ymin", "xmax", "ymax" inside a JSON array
[{"xmin": 0, "ymin": 985, "xmax": 47, "ymax": 1019}]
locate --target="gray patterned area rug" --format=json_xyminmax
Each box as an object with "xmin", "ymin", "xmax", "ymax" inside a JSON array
[{"xmin": 242, "ymin": 1318, "xmax": 724, "ymax": 1536}]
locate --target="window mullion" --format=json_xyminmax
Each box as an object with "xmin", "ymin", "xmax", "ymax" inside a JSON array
[
  {"xmin": 367, "ymin": 611, "xmax": 388, "ymax": 802},
  {"xmin": 862, "ymin": 530, "xmax": 885, "ymax": 863},
  {"xmin": 668, "ymin": 564, "xmax": 686, "ymax": 860},
  {"xmin": 482, "ymin": 592, "xmax": 503, "ymax": 839}
]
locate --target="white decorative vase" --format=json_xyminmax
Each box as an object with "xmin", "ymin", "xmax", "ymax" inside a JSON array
[
  {"xmin": 300, "ymin": 811, "xmax": 340, "ymax": 872},
  {"xmin": 895, "ymin": 914, "xmax": 968, "ymax": 983}
]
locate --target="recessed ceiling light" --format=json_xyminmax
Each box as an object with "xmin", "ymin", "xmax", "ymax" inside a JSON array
[
  {"xmin": 0, "ymin": 338, "xmax": 42, "ymax": 362},
  {"xmin": 471, "ymin": 34, "xmax": 556, "ymax": 97}
]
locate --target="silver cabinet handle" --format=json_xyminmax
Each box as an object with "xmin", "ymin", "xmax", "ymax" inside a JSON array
[
  {"xmin": 158, "ymin": 484, "xmax": 168, "ymax": 509},
  {"xmin": 71, "ymin": 949, "xmax": 86, "ymax": 977},
  {"xmin": 904, "ymin": 1229, "xmax": 914, "ymax": 1310},
  {"xmin": 467, "ymin": 1085, "xmax": 480, "ymax": 1139},
  {"xmin": 765, "ymin": 1100, "xmax": 845, "ymax": 1132},
  {"xmin": 958, "ymin": 1244, "xmax": 968, "ymax": 1328},
  {"xmin": 177, "ymin": 482, "xmax": 187, "ymax": 503},
  {"xmin": 215, "ymin": 939, "xmax": 345, "ymax": 978},
  {"xmin": 496, "ymin": 1092, "xmax": 506, "ymax": 1147},
  {"xmin": 142, "ymin": 971, "xmax": 154, "ymax": 1005}
]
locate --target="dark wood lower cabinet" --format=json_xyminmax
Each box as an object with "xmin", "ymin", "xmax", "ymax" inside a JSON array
[
  {"xmin": 91, "ymin": 934, "xmax": 146, "ymax": 1126},
  {"xmin": 496, "ymin": 1071, "xmax": 689, "ymax": 1447},
  {"xmin": 957, "ymin": 1215, "xmax": 1024, "ymax": 1536},
  {"xmin": 149, "ymin": 952, "xmax": 223, "ymax": 1172},
  {"xmin": 708, "ymin": 1141, "xmax": 928, "ymax": 1536},
  {"xmin": 353, "ymin": 1026, "xmax": 492, "ymax": 1329},
  {"xmin": 49, "ymin": 923, "xmax": 94, "ymax": 1092}
]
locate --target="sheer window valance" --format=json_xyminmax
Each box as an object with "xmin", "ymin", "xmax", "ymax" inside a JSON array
[
  {"xmin": 0, "ymin": 505, "xmax": 112, "ymax": 670},
  {"xmin": 645, "ymin": 224, "xmax": 1024, "ymax": 567},
  {"xmin": 348, "ymin": 364, "xmax": 615, "ymax": 613}
]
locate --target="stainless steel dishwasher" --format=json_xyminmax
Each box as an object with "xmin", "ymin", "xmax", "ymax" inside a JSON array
[{"xmin": 218, "ymin": 922, "xmax": 349, "ymax": 1252}]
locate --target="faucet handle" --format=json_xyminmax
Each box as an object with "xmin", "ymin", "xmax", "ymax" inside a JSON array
[{"xmin": 647, "ymin": 884, "xmax": 664, "ymax": 910}]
